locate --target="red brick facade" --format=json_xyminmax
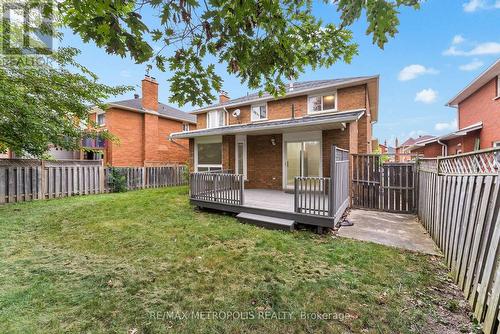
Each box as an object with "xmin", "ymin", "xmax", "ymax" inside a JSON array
[
  {"xmin": 89, "ymin": 77, "xmax": 194, "ymax": 167},
  {"xmin": 457, "ymin": 78, "xmax": 499, "ymax": 149}
]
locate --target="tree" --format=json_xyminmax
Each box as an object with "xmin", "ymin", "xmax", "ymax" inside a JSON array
[
  {"xmin": 58, "ymin": 0, "xmax": 419, "ymax": 106},
  {"xmin": 0, "ymin": 3, "xmax": 131, "ymax": 158}
]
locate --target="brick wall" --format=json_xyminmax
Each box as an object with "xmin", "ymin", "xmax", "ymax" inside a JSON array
[
  {"xmin": 357, "ymin": 113, "xmax": 371, "ymax": 153},
  {"xmin": 322, "ymin": 128, "xmax": 350, "ymax": 177},
  {"xmin": 157, "ymin": 118, "xmax": 191, "ymax": 164},
  {"xmin": 458, "ymin": 78, "xmax": 500, "ymax": 148},
  {"xmin": 246, "ymin": 134, "xmax": 282, "ymax": 189},
  {"xmin": 106, "ymin": 108, "xmax": 145, "ymax": 166},
  {"xmin": 222, "ymin": 135, "xmax": 235, "ymax": 171},
  {"xmin": 196, "ymin": 84, "xmax": 368, "ymax": 129}
]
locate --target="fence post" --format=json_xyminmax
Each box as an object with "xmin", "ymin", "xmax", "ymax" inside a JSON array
[
  {"xmin": 99, "ymin": 160, "xmax": 105, "ymax": 193},
  {"xmin": 329, "ymin": 145, "xmax": 337, "ymax": 217},
  {"xmin": 39, "ymin": 160, "xmax": 45, "ymax": 200},
  {"xmin": 142, "ymin": 167, "xmax": 146, "ymax": 189}
]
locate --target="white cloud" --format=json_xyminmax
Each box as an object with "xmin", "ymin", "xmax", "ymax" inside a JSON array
[
  {"xmin": 463, "ymin": 0, "xmax": 485, "ymax": 12},
  {"xmin": 435, "ymin": 119, "xmax": 458, "ymax": 131},
  {"xmin": 452, "ymin": 35, "xmax": 465, "ymax": 45},
  {"xmin": 463, "ymin": 0, "xmax": 500, "ymax": 11},
  {"xmin": 459, "ymin": 59, "xmax": 484, "ymax": 71},
  {"xmin": 443, "ymin": 38, "xmax": 500, "ymax": 56},
  {"xmin": 415, "ymin": 89, "xmax": 438, "ymax": 104},
  {"xmin": 398, "ymin": 64, "xmax": 439, "ymax": 81}
]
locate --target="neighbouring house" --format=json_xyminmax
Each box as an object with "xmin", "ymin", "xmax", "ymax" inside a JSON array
[
  {"xmin": 85, "ymin": 75, "xmax": 196, "ymax": 166},
  {"xmin": 410, "ymin": 58, "xmax": 500, "ymax": 157},
  {"xmin": 378, "ymin": 140, "xmax": 388, "ymax": 154},
  {"xmin": 170, "ymin": 75, "xmax": 378, "ymax": 191},
  {"xmin": 395, "ymin": 135, "xmax": 434, "ymax": 162}
]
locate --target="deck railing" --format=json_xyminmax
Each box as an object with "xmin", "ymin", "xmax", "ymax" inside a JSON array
[
  {"xmin": 190, "ymin": 172, "xmax": 244, "ymax": 205},
  {"xmin": 294, "ymin": 177, "xmax": 331, "ymax": 216},
  {"xmin": 294, "ymin": 146, "xmax": 350, "ymax": 222}
]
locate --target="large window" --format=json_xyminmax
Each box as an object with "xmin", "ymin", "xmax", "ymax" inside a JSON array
[
  {"xmin": 307, "ymin": 92, "xmax": 337, "ymax": 114},
  {"xmin": 251, "ymin": 104, "xmax": 267, "ymax": 121},
  {"xmin": 207, "ymin": 110, "xmax": 224, "ymax": 128},
  {"xmin": 195, "ymin": 137, "xmax": 222, "ymax": 171}
]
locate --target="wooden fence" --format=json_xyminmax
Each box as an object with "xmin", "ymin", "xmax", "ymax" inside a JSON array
[
  {"xmin": 352, "ymin": 154, "xmax": 417, "ymax": 213},
  {"xmin": 417, "ymin": 148, "xmax": 500, "ymax": 334},
  {"xmin": 190, "ymin": 172, "xmax": 244, "ymax": 205},
  {"xmin": 0, "ymin": 159, "xmax": 187, "ymax": 204}
]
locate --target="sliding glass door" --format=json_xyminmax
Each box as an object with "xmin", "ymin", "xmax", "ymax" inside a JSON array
[{"xmin": 285, "ymin": 140, "xmax": 321, "ymax": 189}]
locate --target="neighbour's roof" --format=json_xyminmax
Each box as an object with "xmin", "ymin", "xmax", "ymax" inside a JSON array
[
  {"xmin": 400, "ymin": 135, "xmax": 435, "ymax": 147},
  {"xmin": 170, "ymin": 109, "xmax": 365, "ymax": 139},
  {"xmin": 107, "ymin": 98, "xmax": 196, "ymax": 123},
  {"xmin": 190, "ymin": 75, "xmax": 380, "ymax": 122},
  {"xmin": 447, "ymin": 58, "xmax": 500, "ymax": 107},
  {"xmin": 408, "ymin": 122, "xmax": 483, "ymax": 150}
]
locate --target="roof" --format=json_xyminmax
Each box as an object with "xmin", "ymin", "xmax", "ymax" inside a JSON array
[
  {"xmin": 107, "ymin": 98, "xmax": 196, "ymax": 123},
  {"xmin": 400, "ymin": 135, "xmax": 435, "ymax": 147},
  {"xmin": 408, "ymin": 122, "xmax": 483, "ymax": 150},
  {"xmin": 190, "ymin": 75, "xmax": 380, "ymax": 122},
  {"xmin": 170, "ymin": 109, "xmax": 365, "ymax": 139},
  {"xmin": 447, "ymin": 58, "xmax": 500, "ymax": 107}
]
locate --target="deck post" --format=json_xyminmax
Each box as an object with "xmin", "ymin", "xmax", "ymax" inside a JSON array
[
  {"xmin": 294, "ymin": 177, "xmax": 299, "ymax": 213},
  {"xmin": 329, "ymin": 145, "xmax": 337, "ymax": 217},
  {"xmin": 239, "ymin": 174, "xmax": 244, "ymax": 205}
]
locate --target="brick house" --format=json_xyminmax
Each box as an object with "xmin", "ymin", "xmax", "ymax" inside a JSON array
[
  {"xmin": 410, "ymin": 58, "xmax": 500, "ymax": 157},
  {"xmin": 395, "ymin": 135, "xmax": 433, "ymax": 161},
  {"xmin": 85, "ymin": 76, "xmax": 196, "ymax": 166},
  {"xmin": 170, "ymin": 76, "xmax": 379, "ymax": 191}
]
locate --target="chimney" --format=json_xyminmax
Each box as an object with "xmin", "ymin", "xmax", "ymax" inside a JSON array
[
  {"xmin": 395, "ymin": 138, "xmax": 399, "ymax": 148},
  {"xmin": 142, "ymin": 75, "xmax": 159, "ymax": 111},
  {"xmin": 219, "ymin": 90, "xmax": 230, "ymax": 103},
  {"xmin": 134, "ymin": 93, "xmax": 139, "ymax": 99}
]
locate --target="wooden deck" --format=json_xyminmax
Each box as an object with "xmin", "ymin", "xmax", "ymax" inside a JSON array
[{"xmin": 191, "ymin": 188, "xmax": 336, "ymax": 228}]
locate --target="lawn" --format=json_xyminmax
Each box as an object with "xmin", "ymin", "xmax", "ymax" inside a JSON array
[{"xmin": 0, "ymin": 186, "xmax": 474, "ymax": 333}]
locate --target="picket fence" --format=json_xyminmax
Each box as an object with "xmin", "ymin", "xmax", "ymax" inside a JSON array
[
  {"xmin": 418, "ymin": 148, "xmax": 500, "ymax": 334},
  {"xmin": 0, "ymin": 159, "xmax": 187, "ymax": 204}
]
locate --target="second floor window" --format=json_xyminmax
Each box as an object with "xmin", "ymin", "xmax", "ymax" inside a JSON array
[
  {"xmin": 207, "ymin": 110, "xmax": 224, "ymax": 128},
  {"xmin": 182, "ymin": 123, "xmax": 190, "ymax": 132},
  {"xmin": 308, "ymin": 92, "xmax": 337, "ymax": 114},
  {"xmin": 97, "ymin": 113, "xmax": 105, "ymax": 126},
  {"xmin": 251, "ymin": 104, "xmax": 267, "ymax": 121}
]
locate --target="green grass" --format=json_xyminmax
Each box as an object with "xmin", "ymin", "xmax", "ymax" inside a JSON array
[{"xmin": 0, "ymin": 187, "xmax": 467, "ymax": 333}]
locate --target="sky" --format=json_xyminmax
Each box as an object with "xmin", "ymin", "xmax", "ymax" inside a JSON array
[{"xmin": 61, "ymin": 0, "xmax": 500, "ymax": 147}]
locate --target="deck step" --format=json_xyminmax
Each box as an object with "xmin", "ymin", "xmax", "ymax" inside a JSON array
[{"xmin": 236, "ymin": 212, "xmax": 295, "ymax": 231}]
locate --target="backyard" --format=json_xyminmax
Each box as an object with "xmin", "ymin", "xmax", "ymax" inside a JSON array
[{"xmin": 0, "ymin": 186, "xmax": 475, "ymax": 333}]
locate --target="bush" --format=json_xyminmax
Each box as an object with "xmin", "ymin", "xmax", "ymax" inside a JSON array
[{"xmin": 108, "ymin": 167, "xmax": 128, "ymax": 193}]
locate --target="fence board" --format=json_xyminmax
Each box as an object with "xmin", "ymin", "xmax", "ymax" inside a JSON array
[{"xmin": 417, "ymin": 150, "xmax": 500, "ymax": 334}]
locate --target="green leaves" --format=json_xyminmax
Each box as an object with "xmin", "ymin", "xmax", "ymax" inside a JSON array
[
  {"xmin": 0, "ymin": 47, "xmax": 131, "ymax": 157},
  {"xmin": 56, "ymin": 0, "xmax": 417, "ymax": 106}
]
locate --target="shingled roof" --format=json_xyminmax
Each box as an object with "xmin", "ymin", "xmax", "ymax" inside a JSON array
[{"xmin": 109, "ymin": 98, "xmax": 196, "ymax": 123}]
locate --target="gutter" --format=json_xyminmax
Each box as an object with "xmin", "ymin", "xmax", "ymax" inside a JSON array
[{"xmin": 437, "ymin": 139, "xmax": 448, "ymax": 156}]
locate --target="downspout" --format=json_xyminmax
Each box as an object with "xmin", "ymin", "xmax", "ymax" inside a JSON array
[{"xmin": 437, "ymin": 139, "xmax": 448, "ymax": 156}]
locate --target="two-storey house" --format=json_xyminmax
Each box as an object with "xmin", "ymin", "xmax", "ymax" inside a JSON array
[
  {"xmin": 410, "ymin": 58, "xmax": 499, "ymax": 157},
  {"xmin": 86, "ymin": 75, "xmax": 197, "ymax": 166},
  {"xmin": 170, "ymin": 76, "xmax": 379, "ymax": 191}
]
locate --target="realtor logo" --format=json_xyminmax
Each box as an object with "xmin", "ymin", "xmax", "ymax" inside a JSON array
[{"xmin": 2, "ymin": 0, "xmax": 53, "ymax": 55}]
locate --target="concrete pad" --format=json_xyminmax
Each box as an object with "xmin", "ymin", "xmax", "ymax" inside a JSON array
[{"xmin": 338, "ymin": 209, "xmax": 441, "ymax": 256}]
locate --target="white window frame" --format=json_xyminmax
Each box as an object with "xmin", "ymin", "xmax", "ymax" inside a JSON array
[
  {"xmin": 250, "ymin": 103, "xmax": 268, "ymax": 122},
  {"xmin": 493, "ymin": 141, "xmax": 500, "ymax": 148},
  {"xmin": 182, "ymin": 123, "xmax": 190, "ymax": 132},
  {"xmin": 194, "ymin": 136, "xmax": 223, "ymax": 172},
  {"xmin": 96, "ymin": 111, "xmax": 106, "ymax": 126},
  {"xmin": 235, "ymin": 135, "xmax": 247, "ymax": 179},
  {"xmin": 207, "ymin": 110, "xmax": 225, "ymax": 128},
  {"xmin": 497, "ymin": 75, "xmax": 500, "ymax": 98},
  {"xmin": 307, "ymin": 91, "xmax": 338, "ymax": 114}
]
